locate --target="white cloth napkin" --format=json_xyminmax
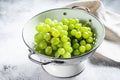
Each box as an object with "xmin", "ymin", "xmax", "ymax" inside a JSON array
[{"xmin": 64, "ymin": 0, "xmax": 120, "ymax": 62}]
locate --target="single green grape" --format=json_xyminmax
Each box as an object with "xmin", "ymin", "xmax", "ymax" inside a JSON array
[
  {"xmin": 55, "ymin": 26, "xmax": 62, "ymax": 31},
  {"xmin": 80, "ymin": 40, "xmax": 86, "ymax": 46},
  {"xmin": 75, "ymin": 23, "xmax": 82, "ymax": 29},
  {"xmin": 53, "ymin": 19, "xmax": 58, "ymax": 24},
  {"xmin": 68, "ymin": 37, "xmax": 71, "ymax": 42},
  {"xmin": 87, "ymin": 27, "xmax": 91, "ymax": 31},
  {"xmin": 72, "ymin": 39, "xmax": 78, "ymax": 44},
  {"xmin": 65, "ymin": 47, "xmax": 73, "ymax": 53},
  {"xmin": 54, "ymin": 51, "xmax": 60, "ymax": 58},
  {"xmin": 63, "ymin": 42, "xmax": 71, "ymax": 49},
  {"xmin": 75, "ymin": 31, "xmax": 81, "ymax": 38},
  {"xmin": 34, "ymin": 45, "xmax": 41, "ymax": 51},
  {"xmin": 69, "ymin": 24, "xmax": 75, "ymax": 30},
  {"xmin": 45, "ymin": 18, "xmax": 52, "ymax": 24},
  {"xmin": 62, "ymin": 18, "xmax": 69, "ymax": 25},
  {"xmin": 71, "ymin": 29, "xmax": 77, "ymax": 36},
  {"xmin": 85, "ymin": 44, "xmax": 92, "ymax": 51},
  {"xmin": 34, "ymin": 32, "xmax": 44, "ymax": 44},
  {"xmin": 62, "ymin": 25, "xmax": 68, "ymax": 31},
  {"xmin": 62, "ymin": 52, "xmax": 71, "ymax": 58},
  {"xmin": 80, "ymin": 27, "xmax": 89, "ymax": 32},
  {"xmin": 51, "ymin": 28, "xmax": 60, "ymax": 37},
  {"xmin": 79, "ymin": 45, "xmax": 86, "ymax": 53},
  {"xmin": 60, "ymin": 30, "xmax": 68, "ymax": 37},
  {"xmin": 73, "ymin": 42, "xmax": 79, "ymax": 49},
  {"xmin": 82, "ymin": 32, "xmax": 89, "ymax": 39},
  {"xmin": 61, "ymin": 36, "xmax": 68, "ymax": 42},
  {"xmin": 57, "ymin": 42, "xmax": 63, "ymax": 48},
  {"xmin": 51, "ymin": 38, "xmax": 60, "ymax": 45},
  {"xmin": 73, "ymin": 49, "xmax": 80, "ymax": 56},
  {"xmin": 86, "ymin": 37, "xmax": 94, "ymax": 43},
  {"xmin": 52, "ymin": 45, "xmax": 58, "ymax": 51},
  {"xmin": 87, "ymin": 31, "xmax": 93, "ymax": 37},
  {"xmin": 36, "ymin": 23, "xmax": 44, "ymax": 32},
  {"xmin": 44, "ymin": 33, "xmax": 51, "ymax": 41},
  {"xmin": 39, "ymin": 40, "xmax": 47, "ymax": 49},
  {"xmin": 69, "ymin": 19, "xmax": 76, "ymax": 24},
  {"xmin": 45, "ymin": 46, "xmax": 52, "ymax": 56},
  {"xmin": 58, "ymin": 22, "xmax": 63, "ymax": 26},
  {"xmin": 75, "ymin": 19, "xmax": 79, "ymax": 23},
  {"xmin": 44, "ymin": 24, "xmax": 50, "ymax": 32},
  {"xmin": 58, "ymin": 48, "xmax": 65, "ymax": 55}
]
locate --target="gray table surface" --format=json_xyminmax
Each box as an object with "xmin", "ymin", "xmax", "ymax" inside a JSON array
[{"xmin": 0, "ymin": 0, "xmax": 120, "ymax": 80}]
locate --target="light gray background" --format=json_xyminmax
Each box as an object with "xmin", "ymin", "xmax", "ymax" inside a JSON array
[{"xmin": 0, "ymin": 0, "xmax": 120, "ymax": 80}]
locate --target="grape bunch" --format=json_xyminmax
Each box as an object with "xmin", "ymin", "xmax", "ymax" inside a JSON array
[{"xmin": 34, "ymin": 18, "xmax": 95, "ymax": 58}]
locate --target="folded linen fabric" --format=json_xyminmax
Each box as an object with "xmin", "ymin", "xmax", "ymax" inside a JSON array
[{"xmin": 64, "ymin": 0, "xmax": 120, "ymax": 62}]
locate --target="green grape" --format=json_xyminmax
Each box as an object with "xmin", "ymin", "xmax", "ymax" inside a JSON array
[
  {"xmin": 71, "ymin": 29, "xmax": 77, "ymax": 36},
  {"xmin": 80, "ymin": 40, "xmax": 86, "ymax": 46},
  {"xmin": 49, "ymin": 21, "xmax": 55, "ymax": 27},
  {"xmin": 87, "ymin": 27, "xmax": 91, "ymax": 31},
  {"xmin": 90, "ymin": 44, "xmax": 94, "ymax": 48},
  {"xmin": 62, "ymin": 18, "xmax": 69, "ymax": 25},
  {"xmin": 61, "ymin": 36, "xmax": 68, "ymax": 42},
  {"xmin": 44, "ymin": 33, "xmax": 51, "ymax": 41},
  {"xmin": 75, "ymin": 19, "xmax": 79, "ymax": 23},
  {"xmin": 52, "ymin": 45, "xmax": 57, "ymax": 50},
  {"xmin": 34, "ymin": 45, "xmax": 41, "ymax": 51},
  {"xmin": 73, "ymin": 49, "xmax": 80, "ymax": 56},
  {"xmin": 69, "ymin": 19, "xmax": 76, "ymax": 24},
  {"xmin": 39, "ymin": 40, "xmax": 47, "ymax": 49},
  {"xmin": 65, "ymin": 47, "xmax": 73, "ymax": 53},
  {"xmin": 77, "ymin": 37, "xmax": 82, "ymax": 41},
  {"xmin": 45, "ymin": 18, "xmax": 52, "ymax": 24},
  {"xmin": 68, "ymin": 37, "xmax": 71, "ymax": 42},
  {"xmin": 72, "ymin": 39, "xmax": 78, "ymax": 44},
  {"xmin": 86, "ymin": 37, "xmax": 93, "ymax": 43},
  {"xmin": 75, "ymin": 23, "xmax": 82, "ymax": 29},
  {"xmin": 63, "ymin": 42, "xmax": 71, "ymax": 49},
  {"xmin": 51, "ymin": 28, "xmax": 60, "ymax": 37},
  {"xmin": 44, "ymin": 24, "xmax": 50, "ymax": 32},
  {"xmin": 80, "ymin": 27, "xmax": 89, "ymax": 32},
  {"xmin": 57, "ymin": 42, "xmax": 63, "ymax": 48},
  {"xmin": 79, "ymin": 46, "xmax": 86, "ymax": 53},
  {"xmin": 73, "ymin": 42, "xmax": 79, "ymax": 49},
  {"xmin": 88, "ymin": 31, "xmax": 93, "ymax": 37},
  {"xmin": 58, "ymin": 48, "xmax": 65, "ymax": 55},
  {"xmin": 51, "ymin": 27, "xmax": 56, "ymax": 32},
  {"xmin": 51, "ymin": 38, "xmax": 60, "ymax": 45},
  {"xmin": 62, "ymin": 25, "xmax": 68, "ymax": 31},
  {"xmin": 85, "ymin": 44, "xmax": 92, "ymax": 51},
  {"xmin": 75, "ymin": 31, "xmax": 81, "ymax": 38},
  {"xmin": 53, "ymin": 19, "xmax": 58, "ymax": 24},
  {"xmin": 82, "ymin": 32, "xmax": 89, "ymax": 39},
  {"xmin": 58, "ymin": 22, "xmax": 63, "ymax": 26},
  {"xmin": 62, "ymin": 52, "xmax": 71, "ymax": 58},
  {"xmin": 38, "ymin": 49, "xmax": 44, "ymax": 54},
  {"xmin": 34, "ymin": 32, "xmax": 44, "ymax": 44},
  {"xmin": 60, "ymin": 30, "xmax": 68, "ymax": 37},
  {"xmin": 69, "ymin": 24, "xmax": 75, "ymax": 30},
  {"xmin": 45, "ymin": 46, "xmax": 52, "ymax": 56},
  {"xmin": 54, "ymin": 51, "xmax": 60, "ymax": 58},
  {"xmin": 36, "ymin": 23, "xmax": 44, "ymax": 32},
  {"xmin": 55, "ymin": 26, "xmax": 62, "ymax": 31}
]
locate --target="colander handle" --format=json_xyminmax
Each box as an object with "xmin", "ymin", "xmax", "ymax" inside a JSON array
[
  {"xmin": 28, "ymin": 51, "xmax": 52, "ymax": 65},
  {"xmin": 28, "ymin": 50, "xmax": 64, "ymax": 65},
  {"xmin": 72, "ymin": 6, "xmax": 90, "ymax": 13}
]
